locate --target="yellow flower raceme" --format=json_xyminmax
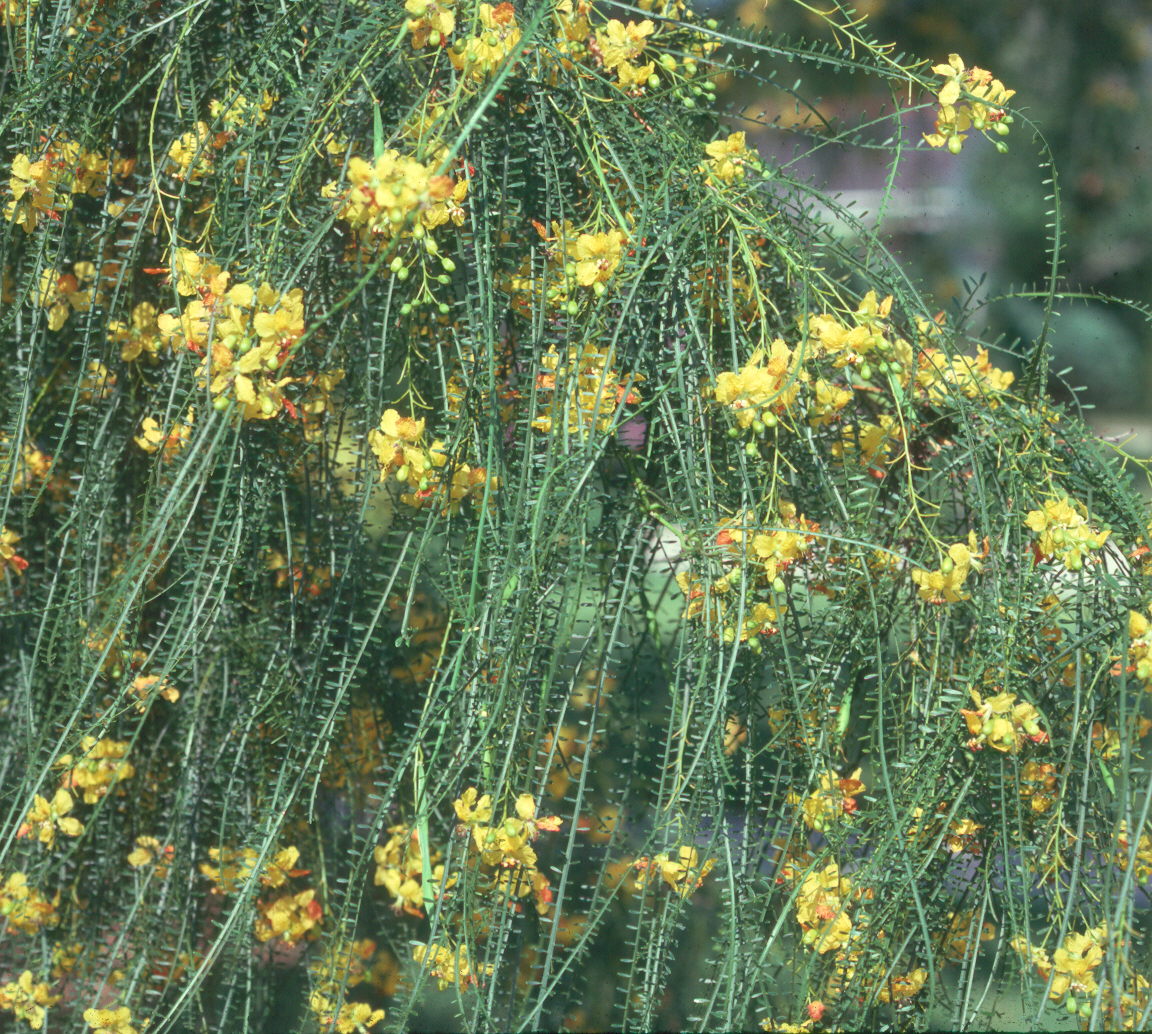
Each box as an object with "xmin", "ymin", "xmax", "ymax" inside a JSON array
[
  {"xmin": 924, "ymin": 54, "xmax": 1015, "ymax": 154},
  {"xmin": 960, "ymin": 688, "xmax": 1047, "ymax": 753},
  {"xmin": 0, "ymin": 970, "xmax": 60, "ymax": 1030},
  {"xmin": 449, "ymin": 2, "xmax": 521, "ymax": 80},
  {"xmin": 0, "ymin": 872, "xmax": 59, "ymax": 934},
  {"xmin": 531, "ymin": 342, "xmax": 643, "ymax": 437},
  {"xmin": 1, "ymin": 526, "xmax": 29, "ymax": 575},
  {"xmin": 1011, "ymin": 925, "xmax": 1107, "ymax": 1002},
  {"xmin": 712, "ymin": 338, "xmax": 806, "ymax": 427},
  {"xmin": 254, "ymin": 888, "xmax": 322, "ymax": 944},
  {"xmin": 917, "ymin": 344, "xmax": 1014, "ymax": 403},
  {"xmin": 1025, "ymin": 496, "xmax": 1109, "ymax": 570},
  {"xmin": 787, "ymin": 769, "xmax": 865, "ymax": 832},
  {"xmin": 700, "ymin": 131, "xmax": 757, "ymax": 186},
  {"xmin": 412, "ymin": 941, "xmax": 493, "ymax": 991},
  {"xmin": 16, "ymin": 788, "xmax": 84, "ymax": 848},
  {"xmin": 36, "ymin": 262, "xmax": 98, "ymax": 331},
  {"xmin": 6, "ymin": 134, "xmax": 114, "ymax": 232},
  {"xmin": 56, "ymin": 737, "xmax": 134, "ymax": 803},
  {"xmin": 911, "ymin": 535, "xmax": 983, "ymax": 604},
  {"xmin": 405, "ymin": 0, "xmax": 455, "ymax": 48},
  {"xmin": 794, "ymin": 862, "xmax": 853, "ymax": 954},
  {"xmin": 634, "ymin": 846, "xmax": 716, "ymax": 898},
  {"xmin": 84, "ymin": 1006, "xmax": 139, "ymax": 1034},
  {"xmin": 167, "ymin": 121, "xmax": 218, "ymax": 181}
]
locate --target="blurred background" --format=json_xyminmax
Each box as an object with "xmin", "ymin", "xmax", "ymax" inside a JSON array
[{"xmin": 713, "ymin": 0, "xmax": 1152, "ymax": 458}]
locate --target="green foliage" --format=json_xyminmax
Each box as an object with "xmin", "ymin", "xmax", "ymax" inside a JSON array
[{"xmin": 1, "ymin": 2, "xmax": 1151, "ymax": 1032}]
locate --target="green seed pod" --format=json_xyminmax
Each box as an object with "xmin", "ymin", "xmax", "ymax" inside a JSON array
[
  {"xmin": 744, "ymin": 441, "xmax": 758, "ymax": 457},
  {"xmin": 727, "ymin": 426, "xmax": 740, "ymax": 439},
  {"xmin": 437, "ymin": 274, "xmax": 451, "ymax": 285},
  {"xmin": 396, "ymin": 465, "xmax": 409, "ymax": 482},
  {"xmin": 858, "ymin": 363, "xmax": 872, "ymax": 380},
  {"xmin": 440, "ymin": 257, "xmax": 456, "ymax": 273},
  {"xmin": 566, "ymin": 299, "xmax": 579, "ymax": 316},
  {"xmin": 772, "ymin": 577, "xmax": 786, "ymax": 594},
  {"xmin": 751, "ymin": 419, "xmax": 765, "ymax": 435},
  {"xmin": 260, "ymin": 395, "xmax": 275, "ymax": 415},
  {"xmin": 399, "ymin": 302, "xmax": 412, "ymax": 316},
  {"xmin": 396, "ymin": 266, "xmax": 409, "ymax": 281},
  {"xmin": 948, "ymin": 135, "xmax": 964, "ymax": 155},
  {"xmin": 213, "ymin": 395, "xmax": 230, "ymax": 412},
  {"xmin": 647, "ymin": 74, "xmax": 660, "ymax": 91},
  {"xmin": 390, "ymin": 256, "xmax": 404, "ymax": 274},
  {"xmin": 438, "ymin": 302, "xmax": 450, "ymax": 314}
]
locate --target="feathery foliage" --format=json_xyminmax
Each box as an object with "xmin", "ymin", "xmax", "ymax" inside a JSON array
[{"xmin": 2, "ymin": 1, "xmax": 1151, "ymax": 1031}]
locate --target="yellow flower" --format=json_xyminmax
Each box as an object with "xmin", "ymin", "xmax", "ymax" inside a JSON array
[
  {"xmin": 167, "ymin": 121, "xmax": 216, "ymax": 181},
  {"xmin": 571, "ymin": 228, "xmax": 627, "ymax": 288},
  {"xmin": 924, "ymin": 54, "xmax": 1015, "ymax": 153},
  {"xmin": 16, "ymin": 788, "xmax": 84, "ymax": 848},
  {"xmin": 787, "ymin": 769, "xmax": 866, "ymax": 832},
  {"xmin": 36, "ymin": 263, "xmax": 98, "ymax": 331},
  {"xmin": 449, "ymin": 2, "xmax": 521, "ymax": 80},
  {"xmin": 1025, "ymin": 496, "xmax": 1109, "ymax": 570},
  {"xmin": 309, "ymin": 995, "xmax": 386, "ymax": 1033},
  {"xmin": 0, "ymin": 970, "xmax": 60, "ymax": 1030},
  {"xmin": 412, "ymin": 941, "xmax": 493, "ymax": 990},
  {"xmin": 208, "ymin": 90, "xmax": 277, "ymax": 128},
  {"xmin": 1, "ymin": 526, "xmax": 29, "ymax": 575},
  {"xmin": 83, "ymin": 1006, "xmax": 138, "ymax": 1034},
  {"xmin": 0, "ymin": 873, "xmax": 59, "ymax": 934},
  {"xmin": 596, "ymin": 18, "xmax": 654, "ymax": 69},
  {"xmin": 109, "ymin": 301, "xmax": 164, "ymax": 362},
  {"xmin": 712, "ymin": 339, "xmax": 806, "ymax": 427},
  {"xmin": 134, "ymin": 409, "xmax": 194, "ymax": 462},
  {"xmin": 634, "ymin": 846, "xmax": 717, "ymax": 898},
  {"xmin": 254, "ymin": 888, "xmax": 322, "ymax": 944},
  {"xmin": 795, "ymin": 862, "xmax": 853, "ymax": 954},
  {"xmin": 700, "ymin": 131, "xmax": 757, "ymax": 185},
  {"xmin": 405, "ymin": 0, "xmax": 455, "ymax": 49},
  {"xmin": 127, "ymin": 836, "xmax": 174, "ymax": 876},
  {"xmin": 911, "ymin": 536, "xmax": 982, "ymax": 604},
  {"xmin": 960, "ymin": 688, "xmax": 1047, "ymax": 753},
  {"xmin": 878, "ymin": 967, "xmax": 928, "ymax": 1002},
  {"xmin": 56, "ymin": 737, "xmax": 135, "ymax": 803}
]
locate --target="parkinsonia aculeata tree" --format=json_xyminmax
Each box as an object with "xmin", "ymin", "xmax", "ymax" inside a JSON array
[{"xmin": 2, "ymin": 1, "xmax": 1151, "ymax": 1031}]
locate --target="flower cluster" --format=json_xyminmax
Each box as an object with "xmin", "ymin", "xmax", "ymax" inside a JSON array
[
  {"xmin": 923, "ymin": 54, "xmax": 1015, "ymax": 154},
  {"xmin": 0, "ymin": 872, "xmax": 59, "ymax": 934},
  {"xmin": 153, "ymin": 252, "xmax": 309, "ymax": 420},
  {"xmin": 0, "ymin": 970, "xmax": 60, "ymax": 1030},
  {"xmin": 699, "ymin": 131, "xmax": 759, "ymax": 186},
  {"xmin": 372, "ymin": 825, "xmax": 448, "ymax": 917},
  {"xmin": 323, "ymin": 147, "xmax": 467, "ymax": 256},
  {"xmin": 911, "ymin": 535, "xmax": 984, "ymax": 604},
  {"xmin": 794, "ymin": 862, "xmax": 854, "ymax": 955},
  {"xmin": 56, "ymin": 737, "xmax": 135, "ymax": 803},
  {"xmin": 5, "ymin": 133, "xmax": 128, "ymax": 232},
  {"xmin": 453, "ymin": 789, "xmax": 562, "ymax": 914},
  {"xmin": 959, "ymin": 689, "xmax": 1048, "ymax": 753},
  {"xmin": 1011, "ymin": 925, "xmax": 1106, "ymax": 1004},
  {"xmin": 411, "ymin": 941, "xmax": 493, "ymax": 992},
  {"xmin": 787, "ymin": 769, "xmax": 866, "ymax": 833},
  {"xmin": 633, "ymin": 846, "xmax": 717, "ymax": 898},
  {"xmin": 711, "ymin": 339, "xmax": 805, "ymax": 429},
  {"xmin": 531, "ymin": 343, "xmax": 643, "ymax": 437},
  {"xmin": 450, "ymin": 3, "xmax": 521, "ymax": 81},
  {"xmin": 16, "ymin": 788, "xmax": 85, "ymax": 849},
  {"xmin": 368, "ymin": 408, "xmax": 496, "ymax": 513},
  {"xmin": 1025, "ymin": 496, "xmax": 1110, "ymax": 570}
]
